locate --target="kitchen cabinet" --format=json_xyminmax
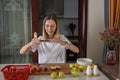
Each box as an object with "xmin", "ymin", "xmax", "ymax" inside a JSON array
[
  {"xmin": 39, "ymin": 0, "xmax": 64, "ymax": 16},
  {"xmin": 64, "ymin": 0, "xmax": 78, "ymax": 18},
  {"xmin": 39, "ymin": 0, "xmax": 78, "ymax": 18},
  {"xmin": 66, "ymin": 41, "xmax": 78, "ymax": 63}
]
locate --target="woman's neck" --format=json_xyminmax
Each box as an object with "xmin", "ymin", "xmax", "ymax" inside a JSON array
[{"xmin": 49, "ymin": 35, "xmax": 54, "ymax": 39}]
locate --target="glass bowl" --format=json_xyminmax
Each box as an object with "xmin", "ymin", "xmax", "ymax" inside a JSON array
[{"xmin": 76, "ymin": 58, "xmax": 93, "ymax": 66}]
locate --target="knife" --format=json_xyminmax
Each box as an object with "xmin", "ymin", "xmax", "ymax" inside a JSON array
[{"xmin": 40, "ymin": 40, "xmax": 51, "ymax": 42}]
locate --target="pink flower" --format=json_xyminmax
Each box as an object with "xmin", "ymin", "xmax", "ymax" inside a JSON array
[{"xmin": 99, "ymin": 27, "xmax": 120, "ymax": 47}]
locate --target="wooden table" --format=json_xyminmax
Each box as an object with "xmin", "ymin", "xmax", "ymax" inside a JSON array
[{"xmin": 0, "ymin": 64, "xmax": 110, "ymax": 80}]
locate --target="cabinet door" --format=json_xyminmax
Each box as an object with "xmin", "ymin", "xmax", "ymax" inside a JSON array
[
  {"xmin": 64, "ymin": 0, "xmax": 78, "ymax": 18},
  {"xmin": 39, "ymin": 0, "xmax": 64, "ymax": 16}
]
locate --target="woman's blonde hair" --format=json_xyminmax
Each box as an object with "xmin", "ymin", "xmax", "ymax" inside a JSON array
[{"xmin": 42, "ymin": 13, "xmax": 59, "ymax": 39}]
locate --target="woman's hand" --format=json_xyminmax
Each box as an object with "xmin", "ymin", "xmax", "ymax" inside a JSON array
[
  {"xmin": 20, "ymin": 38, "xmax": 40, "ymax": 54},
  {"xmin": 50, "ymin": 37, "xmax": 66, "ymax": 46},
  {"xmin": 30, "ymin": 38, "xmax": 40, "ymax": 45}
]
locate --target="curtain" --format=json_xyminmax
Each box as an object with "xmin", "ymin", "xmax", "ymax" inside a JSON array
[
  {"xmin": 0, "ymin": 0, "xmax": 32, "ymax": 63},
  {"xmin": 108, "ymin": 0, "xmax": 120, "ymax": 61},
  {"xmin": 104, "ymin": 0, "xmax": 120, "ymax": 63},
  {"xmin": 103, "ymin": 0, "xmax": 109, "ymax": 63},
  {"xmin": 108, "ymin": 0, "xmax": 120, "ymax": 28}
]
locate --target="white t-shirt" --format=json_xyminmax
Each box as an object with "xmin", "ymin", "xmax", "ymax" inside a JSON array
[{"xmin": 31, "ymin": 35, "xmax": 71, "ymax": 63}]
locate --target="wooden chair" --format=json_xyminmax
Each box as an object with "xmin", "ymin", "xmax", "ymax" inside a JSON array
[{"xmin": 32, "ymin": 50, "xmax": 38, "ymax": 63}]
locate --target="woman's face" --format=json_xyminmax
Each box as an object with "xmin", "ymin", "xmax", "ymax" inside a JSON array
[{"xmin": 45, "ymin": 20, "xmax": 57, "ymax": 38}]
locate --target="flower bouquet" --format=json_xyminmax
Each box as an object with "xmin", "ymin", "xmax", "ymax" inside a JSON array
[
  {"xmin": 99, "ymin": 27, "xmax": 120, "ymax": 50},
  {"xmin": 99, "ymin": 27, "xmax": 120, "ymax": 64}
]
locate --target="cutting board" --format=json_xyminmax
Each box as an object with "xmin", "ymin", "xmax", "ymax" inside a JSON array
[{"xmin": 30, "ymin": 63, "xmax": 71, "ymax": 75}]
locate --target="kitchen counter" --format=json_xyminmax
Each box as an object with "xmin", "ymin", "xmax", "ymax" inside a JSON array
[{"xmin": 0, "ymin": 64, "xmax": 110, "ymax": 80}]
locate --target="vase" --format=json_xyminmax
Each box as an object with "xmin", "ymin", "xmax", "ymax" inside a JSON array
[
  {"xmin": 69, "ymin": 23, "xmax": 76, "ymax": 38},
  {"xmin": 106, "ymin": 46, "xmax": 116, "ymax": 65}
]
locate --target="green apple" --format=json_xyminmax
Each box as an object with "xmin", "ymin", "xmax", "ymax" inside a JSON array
[
  {"xmin": 79, "ymin": 65, "xmax": 84, "ymax": 71},
  {"xmin": 71, "ymin": 71, "xmax": 78, "ymax": 77},
  {"xmin": 58, "ymin": 72, "xmax": 65, "ymax": 78},
  {"xmin": 72, "ymin": 67, "xmax": 78, "ymax": 71},
  {"xmin": 69, "ymin": 64, "xmax": 74, "ymax": 68},
  {"xmin": 50, "ymin": 72, "xmax": 57, "ymax": 79}
]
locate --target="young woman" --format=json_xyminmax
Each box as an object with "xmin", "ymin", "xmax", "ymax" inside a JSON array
[{"xmin": 20, "ymin": 13, "xmax": 79, "ymax": 63}]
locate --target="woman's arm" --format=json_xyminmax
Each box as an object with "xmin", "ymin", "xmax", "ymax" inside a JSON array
[
  {"xmin": 50, "ymin": 37, "xmax": 79, "ymax": 53},
  {"xmin": 19, "ymin": 42, "xmax": 32, "ymax": 54},
  {"xmin": 60, "ymin": 41, "xmax": 79, "ymax": 53},
  {"xmin": 20, "ymin": 38, "xmax": 40, "ymax": 54}
]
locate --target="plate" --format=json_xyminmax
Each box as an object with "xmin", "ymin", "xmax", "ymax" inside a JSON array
[{"xmin": 76, "ymin": 58, "xmax": 93, "ymax": 66}]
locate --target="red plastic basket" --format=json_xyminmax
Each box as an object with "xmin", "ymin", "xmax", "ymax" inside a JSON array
[{"xmin": 1, "ymin": 65, "xmax": 31, "ymax": 80}]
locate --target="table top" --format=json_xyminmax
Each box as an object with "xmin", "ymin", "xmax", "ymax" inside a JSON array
[
  {"xmin": 0, "ymin": 64, "xmax": 110, "ymax": 80},
  {"xmin": 98, "ymin": 62, "xmax": 120, "ymax": 80}
]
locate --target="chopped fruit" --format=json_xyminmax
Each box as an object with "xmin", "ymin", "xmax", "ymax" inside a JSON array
[
  {"xmin": 31, "ymin": 67, "xmax": 37, "ymax": 73},
  {"xmin": 30, "ymin": 64, "xmax": 50, "ymax": 73},
  {"xmin": 50, "ymin": 66, "xmax": 56, "ymax": 70},
  {"xmin": 43, "ymin": 67, "xmax": 48, "ymax": 72},
  {"xmin": 56, "ymin": 66, "xmax": 61, "ymax": 69},
  {"xmin": 36, "ymin": 67, "xmax": 41, "ymax": 72},
  {"xmin": 50, "ymin": 66, "xmax": 61, "ymax": 70},
  {"xmin": 30, "ymin": 65, "xmax": 41, "ymax": 73}
]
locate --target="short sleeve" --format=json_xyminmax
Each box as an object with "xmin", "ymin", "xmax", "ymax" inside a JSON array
[{"xmin": 31, "ymin": 44, "xmax": 38, "ymax": 52}]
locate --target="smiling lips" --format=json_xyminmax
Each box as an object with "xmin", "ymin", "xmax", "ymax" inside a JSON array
[{"xmin": 47, "ymin": 31, "xmax": 54, "ymax": 35}]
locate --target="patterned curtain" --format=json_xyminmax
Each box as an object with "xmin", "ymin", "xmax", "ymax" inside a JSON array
[{"xmin": 0, "ymin": 0, "xmax": 32, "ymax": 63}]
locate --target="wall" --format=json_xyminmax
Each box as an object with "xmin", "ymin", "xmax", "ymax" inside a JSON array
[{"xmin": 87, "ymin": 0, "xmax": 105, "ymax": 63}]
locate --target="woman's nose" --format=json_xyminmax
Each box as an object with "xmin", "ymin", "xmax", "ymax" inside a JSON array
[{"xmin": 48, "ymin": 26, "xmax": 52, "ymax": 30}]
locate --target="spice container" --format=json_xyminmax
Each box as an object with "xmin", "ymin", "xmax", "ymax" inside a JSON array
[
  {"xmin": 93, "ymin": 65, "xmax": 99, "ymax": 76},
  {"xmin": 86, "ymin": 65, "xmax": 92, "ymax": 76}
]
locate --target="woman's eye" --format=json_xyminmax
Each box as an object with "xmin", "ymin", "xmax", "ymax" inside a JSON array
[
  {"xmin": 45, "ymin": 25, "xmax": 49, "ymax": 27},
  {"xmin": 51, "ymin": 26, "xmax": 54, "ymax": 28}
]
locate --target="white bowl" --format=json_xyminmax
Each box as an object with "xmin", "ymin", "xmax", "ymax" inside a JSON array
[{"xmin": 76, "ymin": 58, "xmax": 93, "ymax": 66}]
